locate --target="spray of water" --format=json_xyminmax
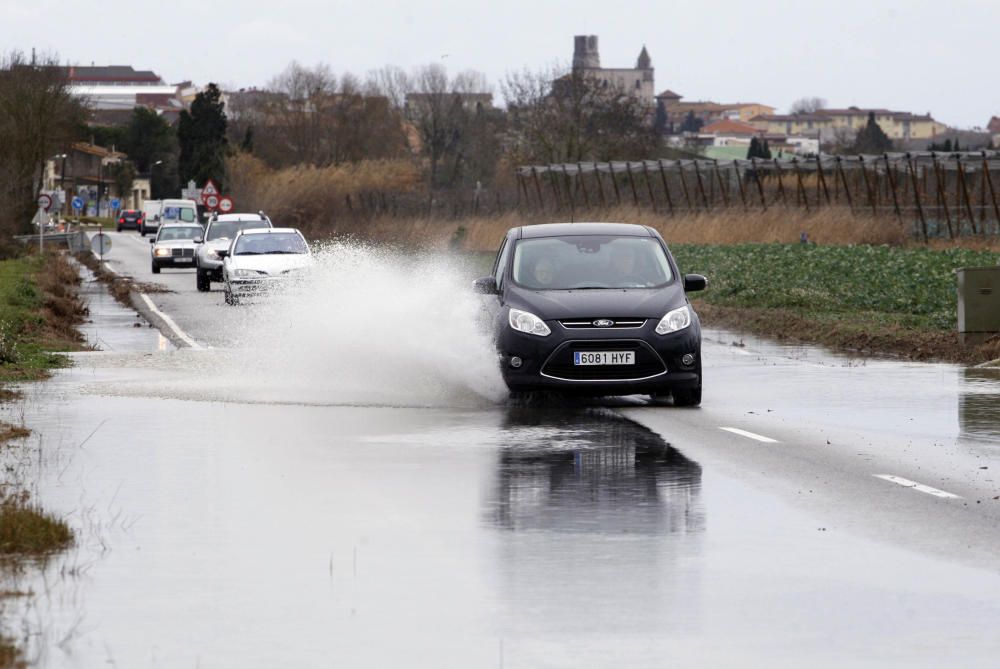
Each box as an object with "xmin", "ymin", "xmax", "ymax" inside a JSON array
[{"xmin": 219, "ymin": 241, "xmax": 507, "ymax": 407}]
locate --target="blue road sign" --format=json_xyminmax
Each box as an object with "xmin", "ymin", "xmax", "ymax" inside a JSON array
[
  {"xmin": 71, "ymin": 196, "xmax": 84, "ymax": 210},
  {"xmin": 110, "ymin": 198, "xmax": 121, "ymax": 210}
]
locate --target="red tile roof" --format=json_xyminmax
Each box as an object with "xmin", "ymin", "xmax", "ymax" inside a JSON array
[{"xmin": 701, "ymin": 119, "xmax": 760, "ymax": 135}]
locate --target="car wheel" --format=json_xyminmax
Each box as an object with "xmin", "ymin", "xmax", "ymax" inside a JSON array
[
  {"xmin": 117, "ymin": 226, "xmax": 123, "ymax": 233},
  {"xmin": 196, "ymin": 268, "xmax": 210, "ymax": 292},
  {"xmin": 224, "ymin": 285, "xmax": 237, "ymax": 305},
  {"xmin": 672, "ymin": 384, "xmax": 702, "ymax": 407},
  {"xmin": 151, "ymin": 262, "xmax": 161, "ymax": 274},
  {"xmin": 140, "ymin": 227, "xmax": 146, "ymax": 237}
]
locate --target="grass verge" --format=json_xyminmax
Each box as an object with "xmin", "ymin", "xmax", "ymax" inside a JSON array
[{"xmin": 0, "ymin": 252, "xmax": 88, "ymax": 383}]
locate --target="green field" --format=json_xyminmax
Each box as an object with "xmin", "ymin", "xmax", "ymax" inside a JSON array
[{"xmin": 671, "ymin": 244, "xmax": 999, "ymax": 332}]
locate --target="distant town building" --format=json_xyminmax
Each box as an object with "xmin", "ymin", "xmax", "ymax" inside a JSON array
[
  {"xmin": 405, "ymin": 92, "xmax": 494, "ymax": 114},
  {"xmin": 655, "ymin": 91, "xmax": 775, "ymax": 134},
  {"xmin": 750, "ymin": 107, "xmax": 947, "ymax": 144},
  {"xmin": 568, "ymin": 35, "xmax": 655, "ymax": 104},
  {"xmin": 989, "ymin": 116, "xmax": 1000, "ymax": 148},
  {"xmin": 61, "ymin": 65, "xmax": 186, "ymax": 125}
]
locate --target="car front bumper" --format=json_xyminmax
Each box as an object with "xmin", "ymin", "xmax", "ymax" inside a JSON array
[{"xmin": 496, "ymin": 317, "xmax": 701, "ymax": 395}]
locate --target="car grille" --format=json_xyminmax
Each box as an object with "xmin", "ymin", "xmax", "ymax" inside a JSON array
[
  {"xmin": 541, "ymin": 340, "xmax": 667, "ymax": 381},
  {"xmin": 559, "ymin": 318, "xmax": 647, "ymax": 329},
  {"xmin": 170, "ymin": 248, "xmax": 195, "ymax": 257}
]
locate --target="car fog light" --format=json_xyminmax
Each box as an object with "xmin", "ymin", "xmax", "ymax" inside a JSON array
[
  {"xmin": 681, "ymin": 353, "xmax": 696, "ymax": 367},
  {"xmin": 510, "ymin": 356, "xmax": 523, "ymax": 369}
]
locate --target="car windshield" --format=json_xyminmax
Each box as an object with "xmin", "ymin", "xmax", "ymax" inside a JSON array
[
  {"xmin": 156, "ymin": 226, "xmax": 202, "ymax": 241},
  {"xmin": 512, "ymin": 235, "xmax": 673, "ymax": 290},
  {"xmin": 234, "ymin": 233, "xmax": 307, "ymax": 255},
  {"xmin": 162, "ymin": 206, "xmax": 196, "ymax": 223},
  {"xmin": 206, "ymin": 220, "xmax": 268, "ymax": 241}
]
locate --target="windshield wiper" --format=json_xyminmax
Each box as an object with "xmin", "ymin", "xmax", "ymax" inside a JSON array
[
  {"xmin": 264, "ymin": 251, "xmax": 302, "ymax": 254},
  {"xmin": 236, "ymin": 251, "xmax": 263, "ymax": 255}
]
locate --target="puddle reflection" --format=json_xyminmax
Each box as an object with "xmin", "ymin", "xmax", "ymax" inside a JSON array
[
  {"xmin": 487, "ymin": 408, "xmax": 703, "ymax": 535},
  {"xmin": 960, "ymin": 368, "xmax": 1000, "ymax": 443}
]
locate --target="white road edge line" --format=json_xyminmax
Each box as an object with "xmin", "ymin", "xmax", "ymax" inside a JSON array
[
  {"xmin": 719, "ymin": 427, "xmax": 779, "ymax": 443},
  {"xmin": 139, "ymin": 294, "xmax": 203, "ymax": 350},
  {"xmin": 873, "ymin": 474, "xmax": 961, "ymax": 499}
]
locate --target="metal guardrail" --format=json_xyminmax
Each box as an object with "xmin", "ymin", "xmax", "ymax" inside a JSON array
[{"xmin": 14, "ymin": 229, "xmax": 92, "ymax": 253}]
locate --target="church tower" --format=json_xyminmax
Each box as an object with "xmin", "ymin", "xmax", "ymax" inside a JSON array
[{"xmin": 573, "ymin": 35, "xmax": 601, "ymax": 71}]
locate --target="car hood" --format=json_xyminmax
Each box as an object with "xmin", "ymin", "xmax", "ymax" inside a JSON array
[
  {"xmin": 203, "ymin": 238, "xmax": 233, "ymax": 251},
  {"xmin": 505, "ymin": 283, "xmax": 685, "ymax": 320},
  {"xmin": 228, "ymin": 254, "xmax": 312, "ymax": 275},
  {"xmin": 154, "ymin": 240, "xmax": 197, "ymax": 248}
]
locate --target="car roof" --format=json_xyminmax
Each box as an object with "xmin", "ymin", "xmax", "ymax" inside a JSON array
[
  {"xmin": 237, "ymin": 227, "xmax": 300, "ymax": 235},
  {"xmin": 160, "ymin": 222, "xmax": 202, "ymax": 228},
  {"xmin": 213, "ymin": 213, "xmax": 266, "ymax": 222},
  {"xmin": 515, "ymin": 222, "xmax": 654, "ymax": 239}
]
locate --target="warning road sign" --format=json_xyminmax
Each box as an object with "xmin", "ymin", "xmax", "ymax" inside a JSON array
[{"xmin": 200, "ymin": 179, "xmax": 220, "ymax": 204}]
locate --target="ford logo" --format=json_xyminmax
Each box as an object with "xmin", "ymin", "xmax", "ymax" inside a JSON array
[{"xmin": 593, "ymin": 319, "xmax": 614, "ymax": 328}]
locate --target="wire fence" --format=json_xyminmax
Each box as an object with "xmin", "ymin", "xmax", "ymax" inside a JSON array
[{"xmin": 514, "ymin": 151, "xmax": 1000, "ymax": 241}]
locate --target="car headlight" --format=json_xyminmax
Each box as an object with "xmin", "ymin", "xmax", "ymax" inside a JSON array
[
  {"xmin": 205, "ymin": 249, "xmax": 220, "ymax": 260},
  {"xmin": 234, "ymin": 268, "xmax": 264, "ymax": 278},
  {"xmin": 655, "ymin": 305, "xmax": 692, "ymax": 335},
  {"xmin": 153, "ymin": 247, "xmax": 171, "ymax": 257},
  {"xmin": 508, "ymin": 308, "xmax": 551, "ymax": 337}
]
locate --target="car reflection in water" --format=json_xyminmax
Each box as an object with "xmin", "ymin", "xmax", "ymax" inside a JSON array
[
  {"xmin": 484, "ymin": 408, "xmax": 706, "ymax": 648},
  {"xmin": 487, "ymin": 408, "xmax": 704, "ymax": 535},
  {"xmin": 960, "ymin": 368, "xmax": 1000, "ymax": 443}
]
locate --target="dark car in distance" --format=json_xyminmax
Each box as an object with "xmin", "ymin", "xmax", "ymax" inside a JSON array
[
  {"xmin": 475, "ymin": 223, "xmax": 707, "ymax": 405},
  {"xmin": 116, "ymin": 209, "xmax": 144, "ymax": 232}
]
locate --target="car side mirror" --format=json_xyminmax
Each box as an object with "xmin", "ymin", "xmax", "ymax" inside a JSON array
[
  {"xmin": 473, "ymin": 276, "xmax": 499, "ymax": 295},
  {"xmin": 217, "ymin": 249, "xmax": 229, "ymax": 259},
  {"xmin": 194, "ymin": 237, "xmax": 203, "ymax": 244},
  {"xmin": 149, "ymin": 238, "xmax": 155, "ymax": 244},
  {"xmin": 684, "ymin": 274, "xmax": 708, "ymax": 292}
]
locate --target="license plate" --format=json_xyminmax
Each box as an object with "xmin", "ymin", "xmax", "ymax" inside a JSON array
[
  {"xmin": 574, "ymin": 351, "xmax": 635, "ymax": 366},
  {"xmin": 173, "ymin": 257, "xmax": 193, "ymax": 263}
]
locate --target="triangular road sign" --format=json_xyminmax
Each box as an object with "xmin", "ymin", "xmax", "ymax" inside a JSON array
[{"xmin": 201, "ymin": 179, "xmax": 219, "ymax": 197}]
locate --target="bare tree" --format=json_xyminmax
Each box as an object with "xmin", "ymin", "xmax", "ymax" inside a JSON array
[
  {"xmin": 0, "ymin": 51, "xmax": 85, "ymax": 240},
  {"xmin": 233, "ymin": 61, "xmax": 408, "ymax": 168},
  {"xmin": 405, "ymin": 64, "xmax": 497, "ymax": 189},
  {"xmin": 789, "ymin": 96, "xmax": 827, "ymax": 115},
  {"xmin": 502, "ymin": 65, "xmax": 658, "ymax": 165}
]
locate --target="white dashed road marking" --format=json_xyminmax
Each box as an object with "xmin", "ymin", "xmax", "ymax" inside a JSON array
[
  {"xmin": 873, "ymin": 475, "xmax": 961, "ymax": 499},
  {"xmin": 719, "ymin": 427, "xmax": 779, "ymax": 443}
]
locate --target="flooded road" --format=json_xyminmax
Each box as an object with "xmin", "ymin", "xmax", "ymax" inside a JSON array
[
  {"xmin": 2, "ymin": 233, "xmax": 1000, "ymax": 667},
  {"xmin": 7, "ymin": 356, "xmax": 1000, "ymax": 667}
]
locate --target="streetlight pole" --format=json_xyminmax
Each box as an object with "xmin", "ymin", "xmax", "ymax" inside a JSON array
[{"xmin": 152, "ymin": 160, "xmax": 163, "ymax": 200}]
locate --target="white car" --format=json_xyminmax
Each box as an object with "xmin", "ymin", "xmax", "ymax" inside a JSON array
[
  {"xmin": 195, "ymin": 212, "xmax": 272, "ymax": 292},
  {"xmin": 149, "ymin": 223, "xmax": 203, "ymax": 273},
  {"xmin": 221, "ymin": 228, "xmax": 312, "ymax": 304}
]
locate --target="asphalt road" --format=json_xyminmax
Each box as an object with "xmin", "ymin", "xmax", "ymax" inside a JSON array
[{"xmin": 5, "ymin": 229, "xmax": 999, "ymax": 667}]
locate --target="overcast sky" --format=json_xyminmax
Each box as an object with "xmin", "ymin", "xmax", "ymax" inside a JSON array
[{"xmin": 2, "ymin": 0, "xmax": 996, "ymax": 128}]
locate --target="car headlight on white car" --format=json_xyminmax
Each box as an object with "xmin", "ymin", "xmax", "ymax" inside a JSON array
[
  {"xmin": 205, "ymin": 249, "xmax": 220, "ymax": 260},
  {"xmin": 234, "ymin": 268, "xmax": 265, "ymax": 278},
  {"xmin": 153, "ymin": 247, "xmax": 171, "ymax": 257},
  {"xmin": 655, "ymin": 305, "xmax": 692, "ymax": 335},
  {"xmin": 508, "ymin": 308, "xmax": 551, "ymax": 337}
]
